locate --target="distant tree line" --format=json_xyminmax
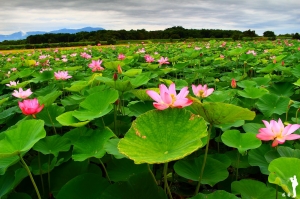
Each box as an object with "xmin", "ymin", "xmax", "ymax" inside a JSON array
[{"xmin": 1, "ymin": 26, "xmax": 299, "ymax": 46}]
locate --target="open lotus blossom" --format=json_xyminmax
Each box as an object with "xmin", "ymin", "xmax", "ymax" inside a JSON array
[
  {"xmin": 88, "ymin": 60, "xmax": 104, "ymax": 72},
  {"xmin": 146, "ymin": 83, "xmax": 193, "ymax": 110},
  {"xmin": 118, "ymin": 54, "xmax": 126, "ymax": 60},
  {"xmin": 158, "ymin": 57, "xmax": 169, "ymax": 65},
  {"xmin": 12, "ymin": 88, "xmax": 33, "ymax": 99},
  {"xmin": 256, "ymin": 118, "xmax": 300, "ymax": 147},
  {"xmin": 144, "ymin": 54, "xmax": 155, "ymax": 63},
  {"xmin": 6, "ymin": 81, "xmax": 19, "ymax": 87},
  {"xmin": 54, "ymin": 71, "xmax": 72, "ymax": 80},
  {"xmin": 18, "ymin": 98, "xmax": 44, "ymax": 118},
  {"xmin": 192, "ymin": 84, "xmax": 214, "ymax": 98}
]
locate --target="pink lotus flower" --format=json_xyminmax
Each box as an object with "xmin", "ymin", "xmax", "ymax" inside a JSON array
[
  {"xmin": 144, "ymin": 54, "xmax": 155, "ymax": 63},
  {"xmin": 6, "ymin": 81, "xmax": 19, "ymax": 87},
  {"xmin": 256, "ymin": 119, "xmax": 300, "ymax": 147},
  {"xmin": 158, "ymin": 57, "xmax": 169, "ymax": 65},
  {"xmin": 88, "ymin": 60, "xmax": 104, "ymax": 72},
  {"xmin": 54, "ymin": 71, "xmax": 72, "ymax": 80},
  {"xmin": 146, "ymin": 83, "xmax": 193, "ymax": 110},
  {"xmin": 192, "ymin": 84, "xmax": 214, "ymax": 98},
  {"xmin": 118, "ymin": 54, "xmax": 126, "ymax": 60},
  {"xmin": 18, "ymin": 98, "xmax": 44, "ymax": 118},
  {"xmin": 12, "ymin": 88, "xmax": 33, "ymax": 99},
  {"xmin": 80, "ymin": 52, "xmax": 91, "ymax": 59}
]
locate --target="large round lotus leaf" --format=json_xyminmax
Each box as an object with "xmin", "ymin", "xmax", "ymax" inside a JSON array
[
  {"xmin": 256, "ymin": 93, "xmax": 290, "ymax": 117},
  {"xmin": 63, "ymin": 127, "xmax": 115, "ymax": 161},
  {"xmin": 221, "ymin": 130, "xmax": 261, "ymax": 154},
  {"xmin": 56, "ymin": 111, "xmax": 90, "ymax": 127},
  {"xmin": 190, "ymin": 100, "xmax": 255, "ymax": 125},
  {"xmin": 0, "ymin": 170, "xmax": 15, "ymax": 197},
  {"xmin": 104, "ymin": 139, "xmax": 127, "ymax": 159},
  {"xmin": 72, "ymin": 89, "xmax": 118, "ymax": 121},
  {"xmin": 231, "ymin": 179, "xmax": 277, "ymax": 199},
  {"xmin": 36, "ymin": 104, "xmax": 65, "ymax": 127},
  {"xmin": 118, "ymin": 109, "xmax": 207, "ymax": 164},
  {"xmin": 237, "ymin": 87, "xmax": 268, "ymax": 99},
  {"xmin": 248, "ymin": 144, "xmax": 272, "ymax": 175},
  {"xmin": 0, "ymin": 120, "xmax": 46, "ymax": 158},
  {"xmin": 268, "ymin": 157, "xmax": 300, "ymax": 198},
  {"xmin": 190, "ymin": 190, "xmax": 239, "ymax": 199},
  {"xmin": 100, "ymin": 172, "xmax": 167, "ymax": 199},
  {"xmin": 174, "ymin": 155, "xmax": 229, "ymax": 186},
  {"xmin": 56, "ymin": 173, "xmax": 110, "ymax": 199},
  {"xmin": 7, "ymin": 193, "xmax": 32, "ymax": 199},
  {"xmin": 130, "ymin": 74, "xmax": 150, "ymax": 88},
  {"xmin": 106, "ymin": 158, "xmax": 148, "ymax": 182},
  {"xmin": 33, "ymin": 135, "xmax": 71, "ymax": 157}
]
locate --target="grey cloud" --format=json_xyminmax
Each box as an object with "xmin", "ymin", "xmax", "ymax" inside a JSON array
[{"xmin": 0, "ymin": 0, "xmax": 299, "ymax": 35}]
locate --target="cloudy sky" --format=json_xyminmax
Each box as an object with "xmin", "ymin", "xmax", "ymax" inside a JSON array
[{"xmin": 1, "ymin": 0, "xmax": 299, "ymax": 36}]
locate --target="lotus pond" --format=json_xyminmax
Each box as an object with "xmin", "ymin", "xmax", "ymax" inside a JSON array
[{"xmin": 1, "ymin": 39, "xmax": 300, "ymax": 199}]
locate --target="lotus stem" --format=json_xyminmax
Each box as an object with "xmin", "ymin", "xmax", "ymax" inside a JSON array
[
  {"xmin": 195, "ymin": 123, "xmax": 212, "ymax": 195},
  {"xmin": 236, "ymin": 151, "xmax": 240, "ymax": 181},
  {"xmin": 148, "ymin": 164, "xmax": 158, "ymax": 185},
  {"xmin": 19, "ymin": 154, "xmax": 42, "ymax": 199},
  {"xmin": 163, "ymin": 162, "xmax": 173, "ymax": 199},
  {"xmin": 99, "ymin": 159, "xmax": 111, "ymax": 184}
]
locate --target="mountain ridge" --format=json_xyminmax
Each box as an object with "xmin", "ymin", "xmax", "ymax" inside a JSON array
[{"xmin": 0, "ymin": 27, "xmax": 105, "ymax": 42}]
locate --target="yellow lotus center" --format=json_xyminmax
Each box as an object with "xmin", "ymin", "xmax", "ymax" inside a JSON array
[
  {"xmin": 170, "ymin": 94, "xmax": 176, "ymax": 106},
  {"xmin": 198, "ymin": 90, "xmax": 204, "ymax": 97}
]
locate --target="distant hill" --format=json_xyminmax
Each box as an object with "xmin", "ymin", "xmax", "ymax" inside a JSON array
[{"xmin": 0, "ymin": 27, "xmax": 105, "ymax": 42}]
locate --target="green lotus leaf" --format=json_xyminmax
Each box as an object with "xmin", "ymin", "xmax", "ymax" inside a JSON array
[
  {"xmin": 30, "ymin": 71, "xmax": 54, "ymax": 83},
  {"xmin": 100, "ymin": 172, "xmax": 167, "ymax": 199},
  {"xmin": 106, "ymin": 158, "xmax": 148, "ymax": 182},
  {"xmin": 64, "ymin": 81, "xmax": 90, "ymax": 92},
  {"xmin": 56, "ymin": 111, "xmax": 90, "ymax": 127},
  {"xmin": 237, "ymin": 87, "xmax": 268, "ymax": 99},
  {"xmin": 103, "ymin": 61, "xmax": 125, "ymax": 70},
  {"xmin": 56, "ymin": 173, "xmax": 110, "ymax": 199},
  {"xmin": 37, "ymin": 91, "xmax": 62, "ymax": 107},
  {"xmin": 105, "ymin": 80, "xmax": 134, "ymax": 92},
  {"xmin": 174, "ymin": 155, "xmax": 229, "ymax": 186},
  {"xmin": 7, "ymin": 192, "xmax": 32, "ymax": 199},
  {"xmin": 237, "ymin": 80, "xmax": 257, "ymax": 88},
  {"xmin": 0, "ymin": 120, "xmax": 46, "ymax": 158},
  {"xmin": 0, "ymin": 170, "xmax": 15, "ymax": 198},
  {"xmin": 225, "ymin": 151, "xmax": 250, "ymax": 168},
  {"xmin": 123, "ymin": 69, "xmax": 142, "ymax": 77},
  {"xmin": 128, "ymin": 101, "xmax": 154, "ymax": 117},
  {"xmin": 268, "ymin": 157, "xmax": 300, "ymax": 198},
  {"xmin": 248, "ymin": 144, "xmax": 273, "ymax": 175},
  {"xmin": 277, "ymin": 146, "xmax": 300, "ymax": 158},
  {"xmin": 72, "ymin": 89, "xmax": 118, "ymax": 121},
  {"xmin": 221, "ymin": 130, "xmax": 261, "ymax": 154},
  {"xmin": 118, "ymin": 109, "xmax": 207, "ymax": 164},
  {"xmin": 33, "ymin": 135, "xmax": 71, "ymax": 157},
  {"xmin": 104, "ymin": 139, "xmax": 127, "ymax": 159},
  {"xmin": 231, "ymin": 179, "xmax": 277, "ymax": 199},
  {"xmin": 130, "ymin": 74, "xmax": 150, "ymax": 88},
  {"xmin": 65, "ymin": 127, "xmax": 115, "ymax": 161},
  {"xmin": 269, "ymin": 82, "xmax": 294, "ymax": 97},
  {"xmin": 190, "ymin": 101, "xmax": 255, "ymax": 125},
  {"xmin": 36, "ymin": 104, "xmax": 65, "ymax": 127},
  {"xmin": 190, "ymin": 190, "xmax": 239, "ymax": 199},
  {"xmin": 256, "ymin": 93, "xmax": 290, "ymax": 117}
]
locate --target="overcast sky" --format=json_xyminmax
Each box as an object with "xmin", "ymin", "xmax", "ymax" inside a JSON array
[{"xmin": 0, "ymin": 0, "xmax": 299, "ymax": 36}]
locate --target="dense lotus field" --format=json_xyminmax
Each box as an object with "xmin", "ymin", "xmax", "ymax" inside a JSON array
[{"xmin": 1, "ymin": 39, "xmax": 300, "ymax": 199}]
